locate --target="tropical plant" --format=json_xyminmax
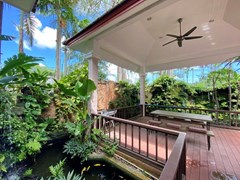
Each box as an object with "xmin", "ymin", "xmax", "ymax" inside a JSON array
[
  {"xmin": 63, "ymin": 139, "xmax": 97, "ymax": 161},
  {"xmin": 0, "ymin": 54, "xmax": 56, "ymax": 165},
  {"xmin": 148, "ymin": 75, "xmax": 194, "ymax": 106},
  {"xmin": 37, "ymin": 0, "xmax": 79, "ymax": 80},
  {"xmin": 102, "ymin": 140, "xmax": 118, "ymax": 157},
  {"xmin": 18, "ymin": 11, "xmax": 38, "ymax": 53},
  {"xmin": 0, "ymin": 35, "xmax": 15, "ymax": 41},
  {"xmin": 62, "ymin": 17, "xmax": 90, "ymax": 76},
  {"xmin": 23, "ymin": 168, "xmax": 33, "ymax": 177},
  {"xmin": 109, "ymin": 81, "xmax": 139, "ymax": 108},
  {"xmin": 0, "ymin": 154, "xmax": 7, "ymax": 173},
  {"xmin": 98, "ymin": 60, "xmax": 109, "ymax": 81},
  {"xmin": 0, "ymin": 53, "xmax": 42, "ymax": 85},
  {"xmin": 55, "ymin": 78, "xmax": 97, "ymax": 160},
  {"xmin": 43, "ymin": 159, "xmax": 83, "ymax": 180}
]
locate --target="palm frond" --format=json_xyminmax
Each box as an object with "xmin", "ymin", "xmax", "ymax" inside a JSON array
[{"xmin": 23, "ymin": 12, "xmax": 38, "ymax": 47}]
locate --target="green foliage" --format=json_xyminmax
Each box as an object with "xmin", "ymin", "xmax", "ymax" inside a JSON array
[
  {"xmin": 25, "ymin": 141, "xmax": 42, "ymax": 155},
  {"xmin": 0, "ymin": 154, "xmax": 7, "ymax": 173},
  {"xmin": 55, "ymin": 65, "xmax": 91, "ymax": 121},
  {"xmin": 0, "ymin": 53, "xmax": 42, "ymax": 85},
  {"xmin": 49, "ymin": 159, "xmax": 65, "ymax": 178},
  {"xmin": 109, "ymin": 81, "xmax": 139, "ymax": 108},
  {"xmin": 59, "ymin": 64, "xmax": 88, "ymax": 88},
  {"xmin": 148, "ymin": 75, "xmax": 194, "ymax": 106},
  {"xmin": 55, "ymin": 77, "xmax": 98, "ymax": 162},
  {"xmin": 55, "ymin": 78, "xmax": 96, "ymax": 122},
  {"xmin": 98, "ymin": 60, "xmax": 109, "ymax": 81},
  {"xmin": 192, "ymin": 68, "xmax": 240, "ymax": 110},
  {"xmin": 65, "ymin": 122, "xmax": 86, "ymax": 137},
  {"xmin": 45, "ymin": 160, "xmax": 83, "ymax": 180},
  {"xmin": 63, "ymin": 139, "xmax": 97, "ymax": 161},
  {"xmin": 0, "ymin": 54, "xmax": 58, "ymax": 166},
  {"xmin": 23, "ymin": 168, "xmax": 32, "ymax": 177},
  {"xmin": 0, "ymin": 35, "xmax": 15, "ymax": 41},
  {"xmin": 102, "ymin": 141, "xmax": 118, "ymax": 157},
  {"xmin": 91, "ymin": 128, "xmax": 118, "ymax": 157}
]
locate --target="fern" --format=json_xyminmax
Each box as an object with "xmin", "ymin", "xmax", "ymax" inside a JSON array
[{"xmin": 49, "ymin": 159, "xmax": 66, "ymax": 178}]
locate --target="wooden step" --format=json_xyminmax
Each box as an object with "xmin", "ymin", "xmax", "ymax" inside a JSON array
[
  {"xmin": 188, "ymin": 126, "xmax": 207, "ymax": 134},
  {"xmin": 166, "ymin": 122, "xmax": 181, "ymax": 130},
  {"xmin": 148, "ymin": 120, "xmax": 162, "ymax": 127}
]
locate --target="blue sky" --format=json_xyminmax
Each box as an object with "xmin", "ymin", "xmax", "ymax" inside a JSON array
[
  {"xmin": 1, "ymin": 5, "xmax": 62, "ymax": 69},
  {"xmin": 1, "ymin": 4, "xmax": 122, "ymax": 82},
  {"xmin": 1, "ymin": 4, "xmax": 237, "ymax": 84}
]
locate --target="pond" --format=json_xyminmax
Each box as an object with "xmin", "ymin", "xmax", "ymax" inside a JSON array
[{"xmin": 29, "ymin": 143, "xmax": 138, "ymax": 180}]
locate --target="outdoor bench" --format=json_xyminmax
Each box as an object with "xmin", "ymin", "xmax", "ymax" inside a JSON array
[{"xmin": 148, "ymin": 119, "xmax": 214, "ymax": 150}]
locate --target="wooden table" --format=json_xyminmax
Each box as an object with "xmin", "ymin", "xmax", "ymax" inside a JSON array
[
  {"xmin": 150, "ymin": 110, "xmax": 214, "ymax": 150},
  {"xmin": 151, "ymin": 110, "xmax": 212, "ymax": 130}
]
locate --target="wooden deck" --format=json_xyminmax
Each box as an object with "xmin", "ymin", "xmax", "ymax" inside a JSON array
[{"xmin": 135, "ymin": 116, "xmax": 240, "ymax": 180}]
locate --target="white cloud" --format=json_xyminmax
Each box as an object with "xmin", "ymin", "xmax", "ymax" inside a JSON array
[
  {"xmin": 15, "ymin": 16, "xmax": 65, "ymax": 50},
  {"xmin": 38, "ymin": 63, "xmax": 46, "ymax": 67},
  {"xmin": 23, "ymin": 40, "xmax": 32, "ymax": 51},
  {"xmin": 33, "ymin": 23, "xmax": 66, "ymax": 49},
  {"xmin": 34, "ymin": 26, "xmax": 57, "ymax": 49}
]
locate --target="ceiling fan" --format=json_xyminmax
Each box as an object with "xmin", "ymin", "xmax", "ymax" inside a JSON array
[{"xmin": 162, "ymin": 18, "xmax": 203, "ymax": 47}]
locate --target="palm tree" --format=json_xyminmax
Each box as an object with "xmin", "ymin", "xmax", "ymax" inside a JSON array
[
  {"xmin": 38, "ymin": 0, "xmax": 78, "ymax": 80},
  {"xmin": 63, "ymin": 18, "xmax": 90, "ymax": 76},
  {"xmin": 18, "ymin": 10, "xmax": 38, "ymax": 53}
]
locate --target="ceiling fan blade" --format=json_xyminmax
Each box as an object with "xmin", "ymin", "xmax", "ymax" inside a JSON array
[
  {"xmin": 166, "ymin": 34, "xmax": 179, "ymax": 38},
  {"xmin": 184, "ymin": 36, "xmax": 203, "ymax": 40},
  {"xmin": 162, "ymin": 39, "xmax": 177, "ymax": 46},
  {"xmin": 183, "ymin": 26, "xmax": 197, "ymax": 37}
]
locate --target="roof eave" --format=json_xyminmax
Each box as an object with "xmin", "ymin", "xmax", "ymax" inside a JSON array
[
  {"xmin": 1, "ymin": 0, "xmax": 38, "ymax": 12},
  {"xmin": 63, "ymin": 0, "xmax": 145, "ymax": 46}
]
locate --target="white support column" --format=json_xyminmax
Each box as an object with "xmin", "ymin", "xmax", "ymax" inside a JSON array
[
  {"xmin": 140, "ymin": 67, "xmax": 146, "ymax": 117},
  {"xmin": 87, "ymin": 54, "xmax": 99, "ymax": 114}
]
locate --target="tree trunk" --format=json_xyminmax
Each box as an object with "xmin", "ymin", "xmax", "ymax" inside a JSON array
[
  {"xmin": 228, "ymin": 68, "xmax": 232, "ymax": 112},
  {"xmin": 63, "ymin": 47, "xmax": 69, "ymax": 75},
  {"xmin": 201, "ymin": 65, "xmax": 204, "ymax": 78},
  {"xmin": 236, "ymin": 82, "xmax": 240, "ymax": 111},
  {"xmin": 192, "ymin": 68, "xmax": 194, "ymax": 83},
  {"xmin": 55, "ymin": 11, "xmax": 62, "ymax": 80},
  {"xmin": 18, "ymin": 10, "xmax": 24, "ymax": 53},
  {"xmin": 117, "ymin": 66, "xmax": 123, "ymax": 81},
  {"xmin": 122, "ymin": 68, "xmax": 127, "ymax": 81},
  {"xmin": 212, "ymin": 78, "xmax": 219, "ymax": 123},
  {"xmin": 0, "ymin": 1, "xmax": 3, "ymax": 64}
]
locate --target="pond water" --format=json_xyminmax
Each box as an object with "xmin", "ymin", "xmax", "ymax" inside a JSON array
[{"xmin": 30, "ymin": 143, "xmax": 136, "ymax": 180}]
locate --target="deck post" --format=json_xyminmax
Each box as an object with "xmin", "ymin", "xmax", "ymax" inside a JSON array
[
  {"xmin": 140, "ymin": 67, "xmax": 146, "ymax": 117},
  {"xmin": 86, "ymin": 52, "xmax": 99, "ymax": 114}
]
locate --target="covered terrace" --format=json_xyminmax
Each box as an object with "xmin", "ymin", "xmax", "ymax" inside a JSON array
[
  {"xmin": 3, "ymin": 0, "xmax": 240, "ymax": 179},
  {"xmin": 63, "ymin": 0, "xmax": 240, "ymax": 179}
]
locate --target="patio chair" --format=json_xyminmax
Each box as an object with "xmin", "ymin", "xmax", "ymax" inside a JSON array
[{"xmin": 100, "ymin": 110, "xmax": 117, "ymax": 129}]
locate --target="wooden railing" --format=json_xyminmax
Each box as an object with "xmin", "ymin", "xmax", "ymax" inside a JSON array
[
  {"xmin": 92, "ymin": 113, "xmax": 186, "ymax": 180},
  {"xmin": 111, "ymin": 105, "xmax": 142, "ymax": 119},
  {"xmin": 145, "ymin": 104, "xmax": 240, "ymax": 127}
]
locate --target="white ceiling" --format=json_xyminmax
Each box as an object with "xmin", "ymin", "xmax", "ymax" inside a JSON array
[
  {"xmin": 68, "ymin": 0, "xmax": 240, "ymax": 73},
  {"xmin": 1, "ymin": 0, "xmax": 37, "ymax": 12}
]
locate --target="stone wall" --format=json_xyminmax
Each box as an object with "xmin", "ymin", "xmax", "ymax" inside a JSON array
[{"xmin": 97, "ymin": 81, "xmax": 118, "ymax": 110}]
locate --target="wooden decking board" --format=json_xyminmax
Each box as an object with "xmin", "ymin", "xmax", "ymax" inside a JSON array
[
  {"xmin": 221, "ymin": 128, "xmax": 240, "ymax": 177},
  {"xmin": 106, "ymin": 117, "xmax": 240, "ymax": 179},
  {"xmin": 131, "ymin": 116, "xmax": 240, "ymax": 180}
]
